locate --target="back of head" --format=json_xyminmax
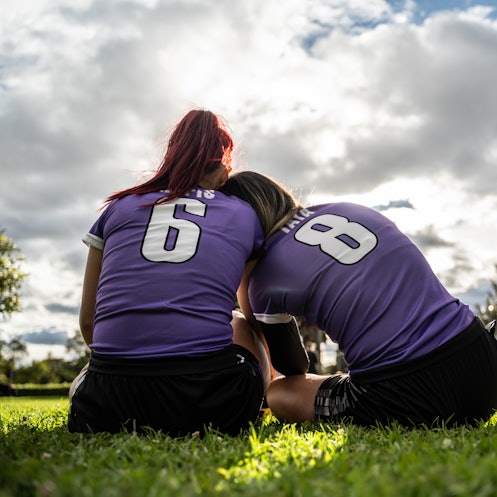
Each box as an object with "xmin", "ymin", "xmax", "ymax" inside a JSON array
[
  {"xmin": 219, "ymin": 171, "xmax": 300, "ymax": 237},
  {"xmin": 162, "ymin": 109, "xmax": 233, "ymax": 199},
  {"xmin": 106, "ymin": 109, "xmax": 233, "ymax": 204}
]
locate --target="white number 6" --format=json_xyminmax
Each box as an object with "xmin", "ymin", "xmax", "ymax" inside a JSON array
[{"xmin": 142, "ymin": 199, "xmax": 207, "ymax": 263}]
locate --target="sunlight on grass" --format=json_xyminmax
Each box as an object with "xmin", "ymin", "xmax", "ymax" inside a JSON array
[
  {"xmin": 0, "ymin": 399, "xmax": 68, "ymax": 434},
  {"xmin": 2, "ymin": 399, "xmax": 497, "ymax": 497},
  {"xmin": 486, "ymin": 411, "xmax": 497, "ymax": 427},
  {"xmin": 216, "ymin": 423, "xmax": 346, "ymax": 490}
]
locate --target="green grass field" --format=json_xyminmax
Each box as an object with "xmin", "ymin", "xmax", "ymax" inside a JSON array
[{"xmin": 1, "ymin": 397, "xmax": 497, "ymax": 497}]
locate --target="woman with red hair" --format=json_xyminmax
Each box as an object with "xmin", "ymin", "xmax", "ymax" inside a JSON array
[{"xmin": 69, "ymin": 110, "xmax": 270, "ymax": 436}]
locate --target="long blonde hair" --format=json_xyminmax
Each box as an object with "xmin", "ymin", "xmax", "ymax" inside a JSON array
[{"xmin": 219, "ymin": 171, "xmax": 302, "ymax": 237}]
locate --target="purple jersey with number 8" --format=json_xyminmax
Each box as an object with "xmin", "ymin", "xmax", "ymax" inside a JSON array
[
  {"xmin": 84, "ymin": 188, "xmax": 264, "ymax": 358},
  {"xmin": 249, "ymin": 203, "xmax": 474, "ymax": 374}
]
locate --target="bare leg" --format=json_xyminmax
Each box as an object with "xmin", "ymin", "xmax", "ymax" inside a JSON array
[
  {"xmin": 266, "ymin": 373, "xmax": 330, "ymax": 422},
  {"xmin": 231, "ymin": 310, "xmax": 272, "ymax": 392}
]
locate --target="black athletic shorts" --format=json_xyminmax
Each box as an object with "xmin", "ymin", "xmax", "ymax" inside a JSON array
[
  {"xmin": 314, "ymin": 318, "xmax": 497, "ymax": 427},
  {"xmin": 68, "ymin": 344, "xmax": 264, "ymax": 436}
]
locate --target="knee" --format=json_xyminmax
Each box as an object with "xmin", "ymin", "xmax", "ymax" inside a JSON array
[
  {"xmin": 266, "ymin": 378, "xmax": 299, "ymax": 421},
  {"xmin": 266, "ymin": 375, "xmax": 320, "ymax": 422},
  {"xmin": 266, "ymin": 382, "xmax": 285, "ymax": 419}
]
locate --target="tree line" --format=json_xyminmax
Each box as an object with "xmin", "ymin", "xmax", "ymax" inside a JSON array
[{"xmin": 0, "ymin": 230, "xmax": 90, "ymax": 386}]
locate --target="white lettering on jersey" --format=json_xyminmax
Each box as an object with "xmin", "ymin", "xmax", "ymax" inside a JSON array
[
  {"xmin": 281, "ymin": 208, "xmax": 314, "ymax": 233},
  {"xmin": 185, "ymin": 189, "xmax": 216, "ymax": 199}
]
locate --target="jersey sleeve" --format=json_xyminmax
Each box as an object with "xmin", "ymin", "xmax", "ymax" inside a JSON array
[
  {"xmin": 82, "ymin": 202, "xmax": 114, "ymax": 250},
  {"xmin": 82, "ymin": 232, "xmax": 104, "ymax": 250}
]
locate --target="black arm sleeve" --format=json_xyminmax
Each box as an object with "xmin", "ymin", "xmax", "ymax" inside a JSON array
[{"xmin": 259, "ymin": 317, "xmax": 310, "ymax": 376}]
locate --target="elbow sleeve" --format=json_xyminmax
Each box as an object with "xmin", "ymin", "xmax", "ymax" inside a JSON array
[{"xmin": 260, "ymin": 318, "xmax": 310, "ymax": 375}]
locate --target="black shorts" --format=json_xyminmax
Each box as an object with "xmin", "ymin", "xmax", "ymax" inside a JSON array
[
  {"xmin": 68, "ymin": 344, "xmax": 264, "ymax": 436},
  {"xmin": 315, "ymin": 318, "xmax": 497, "ymax": 427}
]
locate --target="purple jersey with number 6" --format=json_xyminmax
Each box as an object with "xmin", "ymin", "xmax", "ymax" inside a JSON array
[
  {"xmin": 84, "ymin": 188, "xmax": 264, "ymax": 358},
  {"xmin": 249, "ymin": 203, "xmax": 474, "ymax": 374}
]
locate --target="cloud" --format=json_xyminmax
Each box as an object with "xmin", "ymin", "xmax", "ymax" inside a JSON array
[
  {"xmin": 372, "ymin": 199, "xmax": 415, "ymax": 211},
  {"xmin": 1, "ymin": 0, "xmax": 496, "ymax": 342},
  {"xmin": 19, "ymin": 328, "xmax": 68, "ymax": 345},
  {"xmin": 44, "ymin": 303, "xmax": 80, "ymax": 315},
  {"xmin": 457, "ymin": 282, "xmax": 493, "ymax": 312},
  {"xmin": 408, "ymin": 225, "xmax": 454, "ymax": 249},
  {"xmin": 290, "ymin": 8, "xmax": 497, "ymax": 196}
]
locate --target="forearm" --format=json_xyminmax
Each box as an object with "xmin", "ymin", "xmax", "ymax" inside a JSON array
[
  {"xmin": 79, "ymin": 320, "xmax": 93, "ymax": 347},
  {"xmin": 79, "ymin": 245, "xmax": 102, "ymax": 348}
]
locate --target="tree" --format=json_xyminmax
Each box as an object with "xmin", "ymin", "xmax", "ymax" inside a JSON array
[
  {"xmin": 65, "ymin": 331, "xmax": 90, "ymax": 360},
  {"xmin": 476, "ymin": 264, "xmax": 497, "ymax": 326},
  {"xmin": 0, "ymin": 231, "xmax": 26, "ymax": 318},
  {"xmin": 2, "ymin": 337, "xmax": 28, "ymax": 382},
  {"xmin": 15, "ymin": 360, "xmax": 60, "ymax": 384},
  {"xmin": 65, "ymin": 331, "xmax": 91, "ymax": 372}
]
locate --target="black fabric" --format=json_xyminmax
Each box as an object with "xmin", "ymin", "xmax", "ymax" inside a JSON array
[
  {"xmin": 260, "ymin": 318, "xmax": 310, "ymax": 375},
  {"xmin": 68, "ymin": 344, "xmax": 264, "ymax": 436},
  {"xmin": 315, "ymin": 318, "xmax": 497, "ymax": 427}
]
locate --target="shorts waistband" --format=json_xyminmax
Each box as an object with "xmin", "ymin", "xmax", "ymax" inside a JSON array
[
  {"xmin": 88, "ymin": 344, "xmax": 257, "ymax": 376},
  {"xmin": 351, "ymin": 317, "xmax": 485, "ymax": 384}
]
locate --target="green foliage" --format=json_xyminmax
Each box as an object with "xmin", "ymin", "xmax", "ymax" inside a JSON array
[
  {"xmin": 2, "ymin": 399, "xmax": 497, "ymax": 497},
  {"xmin": 15, "ymin": 357, "xmax": 84, "ymax": 385},
  {"xmin": 65, "ymin": 331, "xmax": 91, "ymax": 363},
  {"xmin": 13, "ymin": 383, "xmax": 71, "ymax": 396},
  {"xmin": 216, "ymin": 423, "xmax": 346, "ymax": 490},
  {"xmin": 6, "ymin": 332, "xmax": 90, "ymax": 385},
  {"xmin": 0, "ymin": 231, "xmax": 26, "ymax": 318},
  {"xmin": 0, "ymin": 337, "xmax": 28, "ymax": 383},
  {"xmin": 476, "ymin": 265, "xmax": 497, "ymax": 326},
  {"xmin": 14, "ymin": 361, "xmax": 62, "ymax": 385}
]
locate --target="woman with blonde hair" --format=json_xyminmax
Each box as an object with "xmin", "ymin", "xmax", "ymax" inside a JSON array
[{"xmin": 220, "ymin": 171, "xmax": 497, "ymax": 427}]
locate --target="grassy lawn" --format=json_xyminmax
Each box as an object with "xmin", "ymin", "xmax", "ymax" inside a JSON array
[{"xmin": 1, "ymin": 397, "xmax": 497, "ymax": 497}]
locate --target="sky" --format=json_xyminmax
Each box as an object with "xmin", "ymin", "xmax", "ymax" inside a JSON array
[{"xmin": 1, "ymin": 0, "xmax": 497, "ymax": 363}]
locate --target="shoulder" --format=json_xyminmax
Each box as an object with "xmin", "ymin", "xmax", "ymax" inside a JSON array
[
  {"xmin": 214, "ymin": 190, "xmax": 260, "ymax": 217},
  {"xmin": 213, "ymin": 189, "xmax": 247, "ymax": 205}
]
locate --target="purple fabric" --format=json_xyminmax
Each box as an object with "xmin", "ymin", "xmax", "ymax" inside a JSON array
[
  {"xmin": 84, "ymin": 188, "xmax": 264, "ymax": 358},
  {"xmin": 249, "ymin": 203, "xmax": 474, "ymax": 373}
]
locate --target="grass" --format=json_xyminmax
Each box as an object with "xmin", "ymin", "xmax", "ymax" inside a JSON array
[{"xmin": 1, "ymin": 397, "xmax": 497, "ymax": 497}]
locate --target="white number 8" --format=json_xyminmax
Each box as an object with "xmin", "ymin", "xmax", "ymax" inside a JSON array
[{"xmin": 294, "ymin": 214, "xmax": 377, "ymax": 264}]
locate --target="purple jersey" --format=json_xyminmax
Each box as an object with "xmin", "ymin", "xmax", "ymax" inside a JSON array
[
  {"xmin": 84, "ymin": 188, "xmax": 264, "ymax": 358},
  {"xmin": 249, "ymin": 203, "xmax": 474, "ymax": 374}
]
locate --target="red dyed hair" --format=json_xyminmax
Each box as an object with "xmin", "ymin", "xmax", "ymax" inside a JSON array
[{"xmin": 106, "ymin": 109, "xmax": 233, "ymax": 204}]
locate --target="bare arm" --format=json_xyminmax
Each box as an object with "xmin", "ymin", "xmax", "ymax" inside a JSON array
[
  {"xmin": 237, "ymin": 260, "xmax": 277, "ymax": 379},
  {"xmin": 237, "ymin": 260, "xmax": 309, "ymax": 376},
  {"xmin": 79, "ymin": 245, "xmax": 103, "ymax": 346},
  {"xmin": 237, "ymin": 259, "xmax": 259, "ymax": 326}
]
